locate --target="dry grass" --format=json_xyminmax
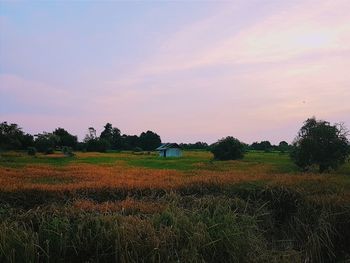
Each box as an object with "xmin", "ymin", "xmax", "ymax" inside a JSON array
[
  {"xmin": 0, "ymin": 162, "xmax": 338, "ymax": 193},
  {"xmin": 73, "ymin": 198, "xmax": 165, "ymax": 214}
]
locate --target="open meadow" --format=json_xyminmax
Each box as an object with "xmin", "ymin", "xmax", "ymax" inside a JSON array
[{"xmin": 0, "ymin": 150, "xmax": 349, "ymax": 262}]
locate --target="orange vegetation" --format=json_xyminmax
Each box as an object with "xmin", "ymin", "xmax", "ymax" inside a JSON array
[{"xmin": 0, "ymin": 163, "xmax": 334, "ymax": 192}]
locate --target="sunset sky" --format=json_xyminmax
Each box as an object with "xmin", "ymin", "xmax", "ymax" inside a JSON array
[{"xmin": 1, "ymin": 0, "xmax": 349, "ymax": 144}]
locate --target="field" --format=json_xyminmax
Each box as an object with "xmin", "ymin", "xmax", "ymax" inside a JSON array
[{"xmin": 0, "ymin": 150, "xmax": 349, "ymax": 263}]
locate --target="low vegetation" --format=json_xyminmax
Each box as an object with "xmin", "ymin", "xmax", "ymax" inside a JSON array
[{"xmin": 0, "ymin": 150, "xmax": 349, "ymax": 262}]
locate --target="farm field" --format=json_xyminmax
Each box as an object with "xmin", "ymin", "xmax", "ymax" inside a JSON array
[{"xmin": 0, "ymin": 151, "xmax": 349, "ymax": 262}]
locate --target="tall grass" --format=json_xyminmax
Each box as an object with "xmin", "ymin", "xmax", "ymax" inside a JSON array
[{"xmin": 0, "ymin": 151, "xmax": 349, "ymax": 262}]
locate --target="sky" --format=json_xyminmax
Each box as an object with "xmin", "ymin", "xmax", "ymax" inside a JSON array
[{"xmin": 0, "ymin": 0, "xmax": 349, "ymax": 144}]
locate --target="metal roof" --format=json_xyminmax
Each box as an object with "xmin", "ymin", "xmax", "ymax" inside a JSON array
[{"xmin": 155, "ymin": 143, "xmax": 181, "ymax": 150}]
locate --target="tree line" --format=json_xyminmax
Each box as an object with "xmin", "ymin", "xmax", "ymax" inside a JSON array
[
  {"xmin": 0, "ymin": 121, "xmax": 292, "ymax": 153},
  {"xmin": 0, "ymin": 122, "xmax": 161, "ymax": 154},
  {"xmin": 1, "ymin": 117, "xmax": 349, "ymax": 173}
]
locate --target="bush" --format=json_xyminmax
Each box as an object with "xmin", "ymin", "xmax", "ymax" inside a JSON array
[
  {"xmin": 291, "ymin": 117, "xmax": 349, "ymax": 172},
  {"xmin": 133, "ymin": 147, "xmax": 143, "ymax": 152},
  {"xmin": 210, "ymin": 137, "xmax": 245, "ymax": 160},
  {"xmin": 27, "ymin": 147, "xmax": 37, "ymax": 156},
  {"xmin": 85, "ymin": 138, "xmax": 110, "ymax": 152},
  {"xmin": 45, "ymin": 147, "xmax": 54, "ymax": 155},
  {"xmin": 62, "ymin": 146, "xmax": 75, "ymax": 157}
]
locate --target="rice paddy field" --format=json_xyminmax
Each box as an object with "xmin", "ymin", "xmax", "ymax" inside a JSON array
[{"xmin": 0, "ymin": 150, "xmax": 349, "ymax": 262}]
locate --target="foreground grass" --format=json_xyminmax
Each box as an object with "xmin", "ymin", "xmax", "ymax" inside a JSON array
[{"xmin": 0, "ymin": 151, "xmax": 349, "ymax": 262}]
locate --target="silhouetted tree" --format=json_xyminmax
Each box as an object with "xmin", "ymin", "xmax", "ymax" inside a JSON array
[
  {"xmin": 121, "ymin": 134, "xmax": 139, "ymax": 150},
  {"xmin": 0, "ymin": 122, "xmax": 34, "ymax": 150},
  {"xmin": 100, "ymin": 123, "xmax": 122, "ymax": 150},
  {"xmin": 210, "ymin": 137, "xmax": 245, "ymax": 160},
  {"xmin": 139, "ymin": 131, "xmax": 161, "ymax": 151},
  {"xmin": 34, "ymin": 132, "xmax": 59, "ymax": 153},
  {"xmin": 100, "ymin": 123, "xmax": 113, "ymax": 142},
  {"xmin": 53, "ymin": 128, "xmax": 78, "ymax": 149},
  {"xmin": 84, "ymin": 127, "xmax": 110, "ymax": 152},
  {"xmin": 291, "ymin": 117, "xmax": 349, "ymax": 173},
  {"xmin": 278, "ymin": 141, "xmax": 290, "ymax": 153},
  {"xmin": 250, "ymin": 141, "xmax": 272, "ymax": 151},
  {"xmin": 180, "ymin": 142, "xmax": 209, "ymax": 150}
]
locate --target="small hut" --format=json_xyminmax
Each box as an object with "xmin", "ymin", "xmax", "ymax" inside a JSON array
[{"xmin": 155, "ymin": 143, "xmax": 182, "ymax": 157}]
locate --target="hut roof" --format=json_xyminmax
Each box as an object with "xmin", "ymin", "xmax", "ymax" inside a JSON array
[{"xmin": 155, "ymin": 143, "xmax": 181, "ymax": 151}]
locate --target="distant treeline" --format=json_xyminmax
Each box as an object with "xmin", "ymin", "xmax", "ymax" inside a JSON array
[
  {"xmin": 180, "ymin": 140, "xmax": 292, "ymax": 153},
  {"xmin": 0, "ymin": 121, "xmax": 291, "ymax": 153},
  {"xmin": 0, "ymin": 122, "xmax": 161, "ymax": 153}
]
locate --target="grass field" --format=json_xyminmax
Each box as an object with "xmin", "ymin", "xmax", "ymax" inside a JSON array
[{"xmin": 0, "ymin": 150, "xmax": 349, "ymax": 262}]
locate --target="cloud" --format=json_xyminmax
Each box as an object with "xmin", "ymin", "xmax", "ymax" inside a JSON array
[
  {"xmin": 1, "ymin": 0, "xmax": 349, "ymax": 144},
  {"xmin": 126, "ymin": 0, "xmax": 350, "ymax": 77}
]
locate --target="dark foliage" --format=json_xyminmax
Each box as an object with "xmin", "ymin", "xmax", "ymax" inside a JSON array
[
  {"xmin": 85, "ymin": 138, "xmax": 110, "ymax": 153},
  {"xmin": 100, "ymin": 123, "xmax": 123, "ymax": 150},
  {"xmin": 62, "ymin": 146, "xmax": 75, "ymax": 157},
  {"xmin": 210, "ymin": 136, "xmax": 245, "ymax": 160},
  {"xmin": 180, "ymin": 141, "xmax": 209, "ymax": 150},
  {"xmin": 53, "ymin": 128, "xmax": 78, "ymax": 149},
  {"xmin": 0, "ymin": 122, "xmax": 34, "ymax": 150},
  {"xmin": 121, "ymin": 134, "xmax": 139, "ymax": 150},
  {"xmin": 139, "ymin": 130, "xmax": 161, "ymax": 151},
  {"xmin": 27, "ymin": 147, "xmax": 37, "ymax": 156},
  {"xmin": 34, "ymin": 133, "xmax": 58, "ymax": 153},
  {"xmin": 291, "ymin": 117, "xmax": 349, "ymax": 172},
  {"xmin": 278, "ymin": 141, "xmax": 290, "ymax": 153},
  {"xmin": 250, "ymin": 141, "xmax": 273, "ymax": 152}
]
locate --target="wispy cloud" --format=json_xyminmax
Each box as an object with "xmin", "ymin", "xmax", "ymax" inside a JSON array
[{"xmin": 1, "ymin": 0, "xmax": 349, "ymax": 143}]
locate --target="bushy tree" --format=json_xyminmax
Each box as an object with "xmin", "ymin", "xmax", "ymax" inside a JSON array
[
  {"xmin": 139, "ymin": 131, "xmax": 161, "ymax": 151},
  {"xmin": 180, "ymin": 142, "xmax": 209, "ymax": 150},
  {"xmin": 62, "ymin": 146, "xmax": 75, "ymax": 157},
  {"xmin": 121, "ymin": 134, "xmax": 139, "ymax": 150},
  {"xmin": 34, "ymin": 132, "xmax": 59, "ymax": 153},
  {"xmin": 84, "ymin": 127, "xmax": 110, "ymax": 152},
  {"xmin": 53, "ymin": 128, "xmax": 78, "ymax": 149},
  {"xmin": 210, "ymin": 137, "xmax": 245, "ymax": 160},
  {"xmin": 0, "ymin": 122, "xmax": 34, "ymax": 150},
  {"xmin": 278, "ymin": 141, "xmax": 290, "ymax": 153},
  {"xmin": 27, "ymin": 147, "xmax": 37, "ymax": 156},
  {"xmin": 100, "ymin": 123, "xmax": 122, "ymax": 150},
  {"xmin": 291, "ymin": 117, "xmax": 349, "ymax": 173},
  {"xmin": 250, "ymin": 141, "xmax": 272, "ymax": 151}
]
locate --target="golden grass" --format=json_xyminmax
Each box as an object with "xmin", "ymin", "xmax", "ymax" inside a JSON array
[{"xmin": 0, "ymin": 162, "xmax": 337, "ymax": 192}]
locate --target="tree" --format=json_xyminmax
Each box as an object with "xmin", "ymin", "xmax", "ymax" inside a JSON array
[
  {"xmin": 100, "ymin": 123, "xmax": 122, "ymax": 150},
  {"xmin": 100, "ymin": 123, "xmax": 113, "ymax": 142},
  {"xmin": 53, "ymin": 128, "xmax": 78, "ymax": 149},
  {"xmin": 210, "ymin": 137, "xmax": 245, "ymax": 160},
  {"xmin": 121, "ymin": 134, "xmax": 139, "ymax": 150},
  {"xmin": 0, "ymin": 122, "xmax": 34, "ymax": 150},
  {"xmin": 34, "ymin": 132, "xmax": 59, "ymax": 153},
  {"xmin": 180, "ymin": 142, "xmax": 209, "ymax": 150},
  {"xmin": 250, "ymin": 141, "xmax": 272, "ymax": 151},
  {"xmin": 278, "ymin": 141, "xmax": 290, "ymax": 153},
  {"xmin": 86, "ymin": 127, "xmax": 97, "ymax": 141},
  {"xmin": 139, "ymin": 131, "xmax": 161, "ymax": 151},
  {"xmin": 84, "ymin": 127, "xmax": 110, "ymax": 152},
  {"xmin": 291, "ymin": 117, "xmax": 349, "ymax": 173}
]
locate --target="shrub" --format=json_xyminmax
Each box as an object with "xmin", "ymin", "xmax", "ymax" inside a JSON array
[
  {"xmin": 27, "ymin": 147, "xmax": 37, "ymax": 156},
  {"xmin": 85, "ymin": 138, "xmax": 110, "ymax": 152},
  {"xmin": 210, "ymin": 136, "xmax": 245, "ymax": 160},
  {"xmin": 62, "ymin": 146, "xmax": 75, "ymax": 157},
  {"xmin": 133, "ymin": 147, "xmax": 143, "ymax": 152},
  {"xmin": 45, "ymin": 147, "xmax": 54, "ymax": 155}
]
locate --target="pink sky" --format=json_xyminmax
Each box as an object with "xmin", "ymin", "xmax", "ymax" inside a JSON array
[{"xmin": 1, "ymin": 0, "xmax": 349, "ymax": 144}]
